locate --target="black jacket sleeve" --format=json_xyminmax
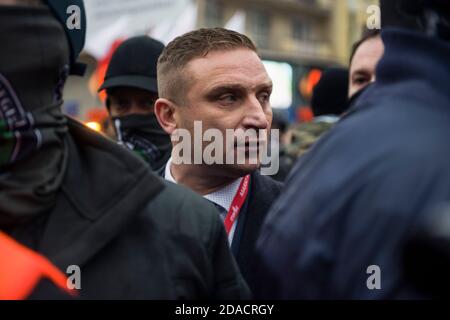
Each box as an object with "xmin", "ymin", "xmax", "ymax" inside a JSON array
[{"xmin": 146, "ymin": 181, "xmax": 251, "ymax": 300}]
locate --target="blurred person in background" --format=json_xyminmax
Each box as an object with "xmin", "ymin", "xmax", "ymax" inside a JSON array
[
  {"xmin": 283, "ymin": 29, "xmax": 384, "ymax": 168},
  {"xmin": 348, "ymin": 29, "xmax": 384, "ymax": 99},
  {"xmin": 255, "ymin": 0, "xmax": 450, "ymax": 299},
  {"xmin": 0, "ymin": 0, "xmax": 249, "ymax": 299},
  {"xmin": 270, "ymin": 111, "xmax": 294, "ymax": 182},
  {"xmin": 285, "ymin": 67, "xmax": 350, "ymax": 161},
  {"xmin": 99, "ymin": 36, "xmax": 172, "ymax": 172}
]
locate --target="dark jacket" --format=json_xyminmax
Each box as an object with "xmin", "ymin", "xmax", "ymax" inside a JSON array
[
  {"xmin": 232, "ymin": 171, "xmax": 283, "ymax": 294},
  {"xmin": 255, "ymin": 29, "xmax": 450, "ymax": 299},
  {"xmin": 157, "ymin": 165, "xmax": 282, "ymax": 295},
  {"xmin": 8, "ymin": 118, "xmax": 250, "ymax": 299}
]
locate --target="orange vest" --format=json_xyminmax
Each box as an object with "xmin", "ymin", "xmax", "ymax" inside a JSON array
[{"xmin": 0, "ymin": 231, "xmax": 76, "ymax": 300}]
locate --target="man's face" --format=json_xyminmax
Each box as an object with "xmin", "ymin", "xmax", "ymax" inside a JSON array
[
  {"xmin": 349, "ymin": 36, "xmax": 384, "ymax": 98},
  {"xmin": 174, "ymin": 48, "xmax": 273, "ymax": 177},
  {"xmin": 108, "ymin": 87, "xmax": 158, "ymax": 118}
]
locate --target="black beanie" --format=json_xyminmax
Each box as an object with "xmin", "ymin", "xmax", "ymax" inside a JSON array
[{"xmin": 311, "ymin": 67, "xmax": 349, "ymax": 117}]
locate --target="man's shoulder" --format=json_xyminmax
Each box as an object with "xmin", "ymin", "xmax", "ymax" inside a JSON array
[
  {"xmin": 151, "ymin": 179, "xmax": 217, "ymax": 214},
  {"xmin": 246, "ymin": 171, "xmax": 283, "ymax": 214},
  {"xmin": 143, "ymin": 179, "xmax": 223, "ymax": 243},
  {"xmin": 67, "ymin": 117, "xmax": 147, "ymax": 170},
  {"xmin": 250, "ymin": 171, "xmax": 283, "ymax": 195},
  {"xmin": 311, "ymin": 87, "xmax": 450, "ymax": 169}
]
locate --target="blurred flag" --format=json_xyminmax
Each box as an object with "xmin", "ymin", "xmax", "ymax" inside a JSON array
[
  {"xmin": 88, "ymin": 39, "xmax": 125, "ymax": 102},
  {"xmin": 84, "ymin": 16, "xmax": 130, "ymax": 60},
  {"xmin": 224, "ymin": 10, "xmax": 246, "ymax": 34},
  {"xmin": 149, "ymin": 0, "xmax": 197, "ymax": 44}
]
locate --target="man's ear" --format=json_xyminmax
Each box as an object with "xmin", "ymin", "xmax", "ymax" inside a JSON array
[{"xmin": 154, "ymin": 98, "xmax": 178, "ymax": 135}]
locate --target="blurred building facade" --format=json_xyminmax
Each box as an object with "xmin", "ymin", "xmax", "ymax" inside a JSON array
[
  {"xmin": 198, "ymin": 0, "xmax": 377, "ymax": 66},
  {"xmin": 64, "ymin": 0, "xmax": 378, "ymax": 123},
  {"xmin": 194, "ymin": 0, "xmax": 377, "ymax": 120}
]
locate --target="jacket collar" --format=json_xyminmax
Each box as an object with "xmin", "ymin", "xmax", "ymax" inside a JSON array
[{"xmin": 378, "ymin": 28, "xmax": 450, "ymax": 96}]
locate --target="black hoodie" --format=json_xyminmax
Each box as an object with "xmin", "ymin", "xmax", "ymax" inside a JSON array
[{"xmin": 11, "ymin": 119, "xmax": 250, "ymax": 299}]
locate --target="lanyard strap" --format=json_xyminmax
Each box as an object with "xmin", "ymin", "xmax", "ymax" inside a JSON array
[{"xmin": 224, "ymin": 175, "xmax": 251, "ymax": 235}]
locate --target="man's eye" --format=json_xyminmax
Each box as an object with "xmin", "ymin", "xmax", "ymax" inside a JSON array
[
  {"xmin": 258, "ymin": 92, "xmax": 271, "ymax": 104},
  {"xmin": 118, "ymin": 100, "xmax": 130, "ymax": 108},
  {"xmin": 219, "ymin": 94, "xmax": 238, "ymax": 104},
  {"xmin": 353, "ymin": 77, "xmax": 369, "ymax": 85}
]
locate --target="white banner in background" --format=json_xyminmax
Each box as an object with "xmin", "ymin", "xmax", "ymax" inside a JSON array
[{"xmin": 83, "ymin": 0, "xmax": 194, "ymax": 58}]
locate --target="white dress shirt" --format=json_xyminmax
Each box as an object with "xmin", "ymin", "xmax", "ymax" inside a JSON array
[{"xmin": 164, "ymin": 158, "xmax": 241, "ymax": 246}]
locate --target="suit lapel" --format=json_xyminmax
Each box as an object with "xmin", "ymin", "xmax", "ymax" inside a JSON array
[{"xmin": 233, "ymin": 171, "xmax": 283, "ymax": 289}]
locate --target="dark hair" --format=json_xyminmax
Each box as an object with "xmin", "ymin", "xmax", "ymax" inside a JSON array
[
  {"xmin": 349, "ymin": 29, "xmax": 381, "ymax": 65},
  {"xmin": 157, "ymin": 28, "xmax": 258, "ymax": 103}
]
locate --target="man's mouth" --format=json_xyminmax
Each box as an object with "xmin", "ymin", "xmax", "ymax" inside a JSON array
[{"xmin": 234, "ymin": 140, "xmax": 266, "ymax": 150}]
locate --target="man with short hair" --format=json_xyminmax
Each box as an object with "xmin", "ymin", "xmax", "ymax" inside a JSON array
[
  {"xmin": 285, "ymin": 31, "xmax": 384, "ymax": 162},
  {"xmin": 348, "ymin": 29, "xmax": 384, "ymax": 98},
  {"xmin": 154, "ymin": 28, "xmax": 283, "ymax": 293}
]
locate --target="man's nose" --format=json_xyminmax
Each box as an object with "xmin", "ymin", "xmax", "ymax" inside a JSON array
[{"xmin": 241, "ymin": 96, "xmax": 269, "ymax": 130}]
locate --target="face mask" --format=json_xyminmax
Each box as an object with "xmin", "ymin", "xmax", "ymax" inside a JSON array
[
  {"xmin": 112, "ymin": 113, "xmax": 172, "ymax": 171},
  {"xmin": 0, "ymin": 5, "xmax": 71, "ymax": 227}
]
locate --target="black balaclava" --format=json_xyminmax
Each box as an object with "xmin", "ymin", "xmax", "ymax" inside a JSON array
[
  {"xmin": 112, "ymin": 113, "xmax": 172, "ymax": 171},
  {"xmin": 0, "ymin": 5, "xmax": 71, "ymax": 227}
]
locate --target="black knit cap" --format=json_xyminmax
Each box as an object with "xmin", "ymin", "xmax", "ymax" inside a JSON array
[
  {"xmin": 99, "ymin": 36, "xmax": 165, "ymax": 94},
  {"xmin": 311, "ymin": 67, "xmax": 349, "ymax": 117}
]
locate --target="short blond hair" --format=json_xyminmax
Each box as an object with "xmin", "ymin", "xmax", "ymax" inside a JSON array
[{"xmin": 157, "ymin": 28, "xmax": 257, "ymax": 104}]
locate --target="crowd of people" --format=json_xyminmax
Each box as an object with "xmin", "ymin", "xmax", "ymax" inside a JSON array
[{"xmin": 1, "ymin": 0, "xmax": 450, "ymax": 300}]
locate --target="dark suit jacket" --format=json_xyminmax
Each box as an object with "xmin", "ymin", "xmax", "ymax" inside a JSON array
[
  {"xmin": 157, "ymin": 165, "xmax": 283, "ymax": 294},
  {"xmin": 231, "ymin": 171, "xmax": 283, "ymax": 293}
]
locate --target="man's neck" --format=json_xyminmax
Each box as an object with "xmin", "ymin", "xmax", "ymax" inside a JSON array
[{"xmin": 170, "ymin": 163, "xmax": 238, "ymax": 195}]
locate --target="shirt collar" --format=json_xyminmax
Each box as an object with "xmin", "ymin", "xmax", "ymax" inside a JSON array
[{"xmin": 164, "ymin": 158, "xmax": 242, "ymax": 211}]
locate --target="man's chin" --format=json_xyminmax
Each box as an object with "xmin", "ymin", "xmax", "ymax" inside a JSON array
[{"xmin": 219, "ymin": 163, "xmax": 260, "ymax": 178}]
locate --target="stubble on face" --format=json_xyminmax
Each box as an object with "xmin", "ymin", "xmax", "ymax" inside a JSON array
[{"xmin": 175, "ymin": 48, "xmax": 273, "ymax": 177}]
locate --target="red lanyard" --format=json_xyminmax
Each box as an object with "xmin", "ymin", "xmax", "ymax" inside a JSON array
[{"xmin": 224, "ymin": 175, "xmax": 251, "ymax": 235}]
